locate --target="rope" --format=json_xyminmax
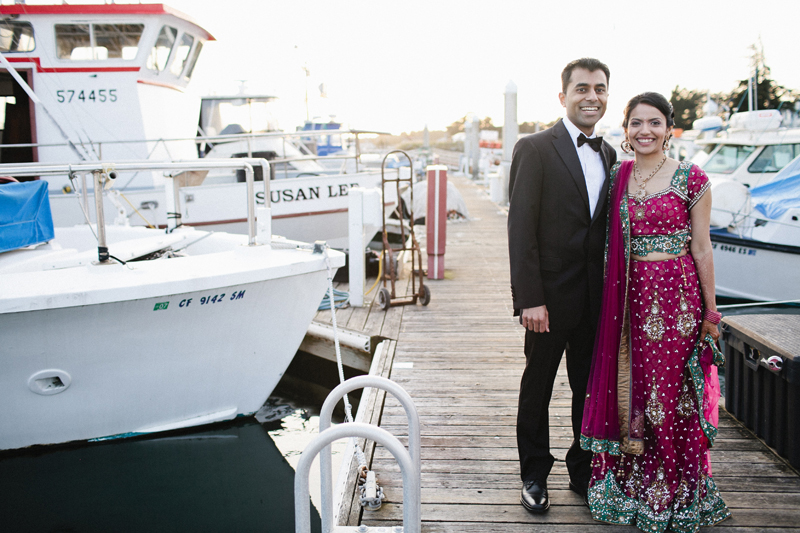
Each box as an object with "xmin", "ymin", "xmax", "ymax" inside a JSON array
[
  {"xmin": 323, "ymin": 249, "xmax": 368, "ymax": 464},
  {"xmin": 319, "ymin": 288, "xmax": 349, "ymax": 310}
]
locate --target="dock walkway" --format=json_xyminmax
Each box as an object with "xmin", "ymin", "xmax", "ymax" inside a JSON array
[{"xmin": 317, "ymin": 175, "xmax": 800, "ymax": 532}]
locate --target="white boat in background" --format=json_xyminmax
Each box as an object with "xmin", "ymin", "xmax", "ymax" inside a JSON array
[
  {"xmin": 694, "ymin": 110, "xmax": 800, "ymax": 188},
  {"xmin": 0, "ymin": 159, "xmax": 345, "ymax": 451},
  {"xmin": 709, "ymin": 154, "xmax": 800, "ymax": 302},
  {"xmin": 0, "ymin": 4, "xmax": 393, "ymax": 250}
]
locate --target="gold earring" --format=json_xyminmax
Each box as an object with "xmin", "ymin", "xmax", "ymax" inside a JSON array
[
  {"xmin": 663, "ymin": 137, "xmax": 671, "ymax": 152},
  {"xmin": 621, "ymin": 139, "xmax": 632, "ymax": 154}
]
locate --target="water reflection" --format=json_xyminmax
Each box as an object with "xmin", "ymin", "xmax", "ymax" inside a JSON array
[{"xmin": 0, "ymin": 416, "xmax": 322, "ymax": 533}]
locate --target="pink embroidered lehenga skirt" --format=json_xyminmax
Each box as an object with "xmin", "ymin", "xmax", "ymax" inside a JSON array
[{"xmin": 588, "ymin": 255, "xmax": 730, "ymax": 533}]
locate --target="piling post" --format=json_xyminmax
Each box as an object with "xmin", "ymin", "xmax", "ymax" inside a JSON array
[
  {"xmin": 500, "ymin": 80, "xmax": 518, "ymax": 206},
  {"xmin": 470, "ymin": 115, "xmax": 480, "ymax": 180},
  {"xmin": 426, "ymin": 165, "xmax": 447, "ymax": 279}
]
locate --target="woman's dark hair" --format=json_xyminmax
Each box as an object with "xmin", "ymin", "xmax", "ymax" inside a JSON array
[{"xmin": 623, "ymin": 92, "xmax": 675, "ymax": 128}]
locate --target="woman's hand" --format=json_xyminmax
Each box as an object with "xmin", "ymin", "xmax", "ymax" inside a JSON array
[{"xmin": 701, "ymin": 319, "xmax": 720, "ymax": 343}]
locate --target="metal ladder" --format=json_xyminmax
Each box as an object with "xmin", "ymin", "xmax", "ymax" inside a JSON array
[{"xmin": 294, "ymin": 375, "xmax": 421, "ymax": 533}]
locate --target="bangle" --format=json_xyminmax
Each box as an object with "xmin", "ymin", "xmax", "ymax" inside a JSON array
[{"xmin": 704, "ymin": 309, "xmax": 722, "ymax": 324}]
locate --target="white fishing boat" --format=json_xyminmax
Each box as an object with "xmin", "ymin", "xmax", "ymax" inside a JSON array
[
  {"xmin": 709, "ymin": 154, "xmax": 800, "ymax": 301},
  {"xmin": 0, "ymin": 159, "xmax": 345, "ymax": 451},
  {"xmin": 0, "ymin": 3, "xmax": 392, "ymax": 250},
  {"xmin": 694, "ymin": 110, "xmax": 800, "ymax": 188}
]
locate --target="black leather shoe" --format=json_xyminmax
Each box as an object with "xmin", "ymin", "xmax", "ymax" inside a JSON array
[
  {"xmin": 569, "ymin": 480, "xmax": 589, "ymax": 508},
  {"xmin": 521, "ymin": 480, "xmax": 550, "ymax": 513}
]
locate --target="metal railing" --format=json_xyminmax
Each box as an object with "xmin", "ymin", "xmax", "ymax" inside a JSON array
[
  {"xmin": 295, "ymin": 375, "xmax": 421, "ymax": 533},
  {"xmin": 0, "ymin": 128, "xmax": 389, "ymax": 178},
  {"xmin": 0, "ymin": 158, "xmax": 270, "ymax": 256}
]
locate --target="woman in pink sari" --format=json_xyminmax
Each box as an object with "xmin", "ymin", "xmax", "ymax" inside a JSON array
[{"xmin": 580, "ymin": 92, "xmax": 730, "ymax": 532}]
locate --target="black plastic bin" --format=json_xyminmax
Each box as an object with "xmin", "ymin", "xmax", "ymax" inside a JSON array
[{"xmin": 722, "ymin": 314, "xmax": 800, "ymax": 469}]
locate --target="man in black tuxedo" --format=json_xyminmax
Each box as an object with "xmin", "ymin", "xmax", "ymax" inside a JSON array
[{"xmin": 507, "ymin": 58, "xmax": 616, "ymax": 513}]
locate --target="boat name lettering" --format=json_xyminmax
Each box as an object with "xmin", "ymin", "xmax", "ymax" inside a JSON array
[
  {"xmin": 179, "ymin": 298, "xmax": 192, "ymax": 307},
  {"xmin": 56, "ymin": 89, "xmax": 118, "ymax": 104},
  {"xmin": 230, "ymin": 290, "xmax": 245, "ymax": 300},
  {"xmin": 712, "ymin": 243, "xmax": 756, "ymax": 256},
  {"xmin": 200, "ymin": 293, "xmax": 226, "ymax": 305},
  {"xmin": 255, "ymin": 183, "xmax": 359, "ymax": 205},
  {"xmin": 153, "ymin": 302, "xmax": 169, "ymax": 311}
]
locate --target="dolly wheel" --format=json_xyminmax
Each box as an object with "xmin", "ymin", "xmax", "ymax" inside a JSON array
[
  {"xmin": 378, "ymin": 288, "xmax": 392, "ymax": 311},
  {"xmin": 419, "ymin": 284, "xmax": 431, "ymax": 306}
]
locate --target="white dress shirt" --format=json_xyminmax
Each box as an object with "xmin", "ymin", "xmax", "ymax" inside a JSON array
[{"xmin": 562, "ymin": 117, "xmax": 606, "ymax": 218}]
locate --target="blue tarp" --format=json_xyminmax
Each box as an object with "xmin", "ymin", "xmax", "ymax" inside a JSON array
[
  {"xmin": 750, "ymin": 156, "xmax": 800, "ymax": 220},
  {"xmin": 0, "ymin": 180, "xmax": 55, "ymax": 253}
]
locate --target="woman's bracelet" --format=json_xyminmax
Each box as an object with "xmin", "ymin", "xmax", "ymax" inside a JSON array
[{"xmin": 703, "ymin": 309, "xmax": 722, "ymax": 324}]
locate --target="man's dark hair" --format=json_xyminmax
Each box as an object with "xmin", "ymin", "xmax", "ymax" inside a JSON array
[
  {"xmin": 622, "ymin": 92, "xmax": 675, "ymax": 128},
  {"xmin": 561, "ymin": 58, "xmax": 610, "ymax": 93}
]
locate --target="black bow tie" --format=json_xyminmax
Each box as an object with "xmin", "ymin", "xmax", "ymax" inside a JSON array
[{"xmin": 578, "ymin": 133, "xmax": 603, "ymax": 152}]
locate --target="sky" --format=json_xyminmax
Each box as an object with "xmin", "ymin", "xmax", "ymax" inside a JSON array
[{"xmin": 23, "ymin": 0, "xmax": 800, "ymax": 134}]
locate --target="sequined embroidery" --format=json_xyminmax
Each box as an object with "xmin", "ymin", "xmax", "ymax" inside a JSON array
[
  {"xmin": 645, "ymin": 378, "xmax": 666, "ymax": 427},
  {"xmin": 630, "ymin": 230, "xmax": 690, "ymax": 257},
  {"xmin": 676, "ymin": 378, "xmax": 696, "ymax": 418},
  {"xmin": 643, "ymin": 292, "xmax": 665, "ymax": 342},
  {"xmin": 675, "ymin": 289, "xmax": 696, "ymax": 338}
]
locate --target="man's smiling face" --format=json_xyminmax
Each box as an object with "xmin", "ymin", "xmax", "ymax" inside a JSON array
[{"xmin": 559, "ymin": 68, "xmax": 608, "ymax": 136}]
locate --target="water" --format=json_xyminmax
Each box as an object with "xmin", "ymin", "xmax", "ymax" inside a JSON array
[{"xmin": 0, "ymin": 397, "xmax": 338, "ymax": 533}]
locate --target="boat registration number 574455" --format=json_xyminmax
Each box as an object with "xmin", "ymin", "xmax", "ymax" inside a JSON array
[{"xmin": 56, "ymin": 89, "xmax": 118, "ymax": 103}]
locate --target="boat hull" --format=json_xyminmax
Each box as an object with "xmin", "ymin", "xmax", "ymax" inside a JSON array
[
  {"xmin": 1, "ymin": 272, "xmax": 327, "ymax": 450},
  {"xmin": 0, "ymin": 228, "xmax": 342, "ymax": 451},
  {"xmin": 711, "ymin": 231, "xmax": 800, "ymax": 301}
]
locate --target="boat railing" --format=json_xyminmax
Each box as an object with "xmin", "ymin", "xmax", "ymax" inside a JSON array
[
  {"xmin": 0, "ymin": 129, "xmax": 389, "ymax": 178},
  {"xmin": 0, "ymin": 158, "xmax": 271, "ymax": 258},
  {"xmin": 295, "ymin": 375, "xmax": 421, "ymax": 533}
]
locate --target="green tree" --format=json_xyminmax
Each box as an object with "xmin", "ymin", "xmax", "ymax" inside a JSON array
[
  {"xmin": 723, "ymin": 42, "xmax": 800, "ymax": 113},
  {"xmin": 446, "ymin": 116, "xmax": 466, "ymax": 136},
  {"xmin": 670, "ymin": 86, "xmax": 706, "ymax": 130}
]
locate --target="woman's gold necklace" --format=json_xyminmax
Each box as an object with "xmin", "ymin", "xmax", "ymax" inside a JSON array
[{"xmin": 632, "ymin": 156, "xmax": 666, "ymax": 219}]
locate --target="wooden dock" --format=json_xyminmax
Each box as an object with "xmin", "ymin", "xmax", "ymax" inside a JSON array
[{"xmin": 314, "ymin": 174, "xmax": 800, "ymax": 532}]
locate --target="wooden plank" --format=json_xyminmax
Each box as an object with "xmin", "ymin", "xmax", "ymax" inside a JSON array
[{"xmin": 336, "ymin": 339, "xmax": 397, "ymax": 527}]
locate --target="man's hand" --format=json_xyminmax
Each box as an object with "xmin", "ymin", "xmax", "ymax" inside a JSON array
[{"xmin": 522, "ymin": 305, "xmax": 549, "ymax": 333}]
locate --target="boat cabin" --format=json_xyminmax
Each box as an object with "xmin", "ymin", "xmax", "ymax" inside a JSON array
[
  {"xmin": 0, "ymin": 3, "xmax": 213, "ymax": 179},
  {"xmin": 694, "ymin": 110, "xmax": 800, "ymax": 188}
]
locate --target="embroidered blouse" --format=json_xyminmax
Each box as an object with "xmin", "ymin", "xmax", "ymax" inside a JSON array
[{"xmin": 612, "ymin": 161, "xmax": 710, "ymax": 257}]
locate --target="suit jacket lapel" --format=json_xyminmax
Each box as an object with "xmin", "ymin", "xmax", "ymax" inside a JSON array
[
  {"xmin": 590, "ymin": 143, "xmax": 613, "ymax": 226},
  {"xmin": 552, "ymin": 120, "xmax": 590, "ymax": 214}
]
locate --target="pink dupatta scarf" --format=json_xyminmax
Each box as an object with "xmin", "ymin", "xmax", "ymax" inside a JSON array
[{"xmin": 580, "ymin": 159, "xmax": 636, "ymax": 455}]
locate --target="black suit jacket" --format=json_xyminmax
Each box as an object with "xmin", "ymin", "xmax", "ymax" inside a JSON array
[{"xmin": 508, "ymin": 119, "xmax": 616, "ymax": 330}]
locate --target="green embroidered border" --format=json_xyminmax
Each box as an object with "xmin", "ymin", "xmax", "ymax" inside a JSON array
[
  {"xmin": 580, "ymin": 434, "xmax": 621, "ymax": 455},
  {"xmin": 686, "ymin": 334, "xmax": 725, "ymax": 447},
  {"xmin": 631, "ymin": 231, "xmax": 690, "ymax": 257},
  {"xmin": 588, "ymin": 468, "xmax": 731, "ymax": 533}
]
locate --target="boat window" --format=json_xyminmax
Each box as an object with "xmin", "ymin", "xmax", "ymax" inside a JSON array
[
  {"xmin": 93, "ymin": 24, "xmax": 144, "ymax": 60},
  {"xmin": 169, "ymin": 33, "xmax": 195, "ymax": 77},
  {"xmin": 55, "ymin": 24, "xmax": 90, "ymax": 59},
  {"xmin": 55, "ymin": 23, "xmax": 143, "ymax": 60},
  {"xmin": 703, "ymin": 144, "xmax": 755, "ymax": 174},
  {"xmin": 183, "ymin": 41, "xmax": 202, "ymax": 80},
  {"xmin": 0, "ymin": 21, "xmax": 35, "ymax": 53},
  {"xmin": 146, "ymin": 25, "xmax": 177, "ymax": 72},
  {"xmin": 748, "ymin": 144, "xmax": 800, "ymax": 174}
]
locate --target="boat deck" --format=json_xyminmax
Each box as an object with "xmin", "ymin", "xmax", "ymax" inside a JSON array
[{"xmin": 314, "ymin": 174, "xmax": 800, "ymax": 532}]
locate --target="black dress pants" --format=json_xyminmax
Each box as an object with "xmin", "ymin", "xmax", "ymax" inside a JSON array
[{"xmin": 516, "ymin": 310, "xmax": 594, "ymax": 485}]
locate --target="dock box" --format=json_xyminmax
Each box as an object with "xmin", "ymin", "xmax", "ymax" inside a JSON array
[{"xmin": 722, "ymin": 314, "xmax": 800, "ymax": 469}]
